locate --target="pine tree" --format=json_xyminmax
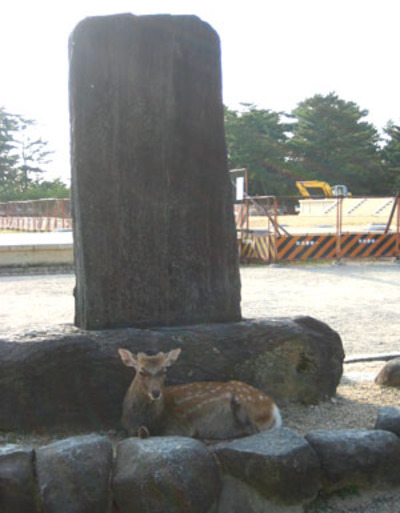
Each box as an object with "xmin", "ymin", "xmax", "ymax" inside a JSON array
[
  {"xmin": 224, "ymin": 104, "xmax": 291, "ymax": 195},
  {"xmin": 0, "ymin": 107, "xmax": 54, "ymax": 198},
  {"xmin": 288, "ymin": 93, "xmax": 385, "ymax": 195},
  {"xmin": 382, "ymin": 121, "xmax": 400, "ymax": 193}
]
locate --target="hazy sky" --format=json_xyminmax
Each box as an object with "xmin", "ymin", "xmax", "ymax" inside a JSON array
[{"xmin": 2, "ymin": 0, "xmax": 399, "ymax": 182}]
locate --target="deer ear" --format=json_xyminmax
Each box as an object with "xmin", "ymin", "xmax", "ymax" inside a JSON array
[
  {"xmin": 118, "ymin": 348, "xmax": 138, "ymax": 369},
  {"xmin": 163, "ymin": 348, "xmax": 182, "ymax": 367}
]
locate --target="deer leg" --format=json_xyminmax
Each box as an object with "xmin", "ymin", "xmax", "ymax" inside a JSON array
[
  {"xmin": 137, "ymin": 425, "xmax": 150, "ymax": 439},
  {"xmin": 230, "ymin": 395, "xmax": 258, "ymax": 434}
]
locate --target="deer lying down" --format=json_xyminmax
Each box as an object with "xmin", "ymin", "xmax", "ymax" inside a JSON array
[{"xmin": 118, "ymin": 348, "xmax": 282, "ymax": 439}]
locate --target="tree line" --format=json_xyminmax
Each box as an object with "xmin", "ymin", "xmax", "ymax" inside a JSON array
[
  {"xmin": 225, "ymin": 92, "xmax": 400, "ymax": 197},
  {"xmin": 0, "ymin": 107, "xmax": 68, "ymax": 202},
  {"xmin": 2, "ymin": 92, "xmax": 400, "ymax": 202}
]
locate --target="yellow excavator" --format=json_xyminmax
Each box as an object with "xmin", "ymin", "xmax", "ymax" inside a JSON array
[{"xmin": 296, "ymin": 181, "xmax": 351, "ymax": 197}]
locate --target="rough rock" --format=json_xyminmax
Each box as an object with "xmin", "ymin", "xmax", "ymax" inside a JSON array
[
  {"xmin": 0, "ymin": 444, "xmax": 38, "ymax": 513},
  {"xmin": 375, "ymin": 406, "xmax": 400, "ymax": 436},
  {"xmin": 36, "ymin": 434, "xmax": 113, "ymax": 513},
  {"xmin": 0, "ymin": 316, "xmax": 344, "ymax": 432},
  {"xmin": 212, "ymin": 428, "xmax": 321, "ymax": 505},
  {"xmin": 217, "ymin": 475, "xmax": 304, "ymax": 513},
  {"xmin": 305, "ymin": 429, "xmax": 400, "ymax": 492},
  {"xmin": 375, "ymin": 357, "xmax": 400, "ymax": 386},
  {"xmin": 69, "ymin": 13, "xmax": 241, "ymax": 330},
  {"xmin": 112, "ymin": 436, "xmax": 220, "ymax": 513}
]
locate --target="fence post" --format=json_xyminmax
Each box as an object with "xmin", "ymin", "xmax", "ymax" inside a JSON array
[
  {"xmin": 335, "ymin": 196, "xmax": 343, "ymax": 260},
  {"xmin": 62, "ymin": 199, "xmax": 66, "ymax": 229},
  {"xmin": 396, "ymin": 194, "xmax": 400, "ymax": 260},
  {"xmin": 267, "ymin": 197, "xmax": 272, "ymax": 263},
  {"xmin": 273, "ymin": 197, "xmax": 278, "ymax": 263}
]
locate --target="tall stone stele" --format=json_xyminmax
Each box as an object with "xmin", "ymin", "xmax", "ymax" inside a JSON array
[{"xmin": 69, "ymin": 14, "xmax": 241, "ymax": 330}]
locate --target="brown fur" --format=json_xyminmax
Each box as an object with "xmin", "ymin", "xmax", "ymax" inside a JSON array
[{"xmin": 118, "ymin": 348, "xmax": 282, "ymax": 439}]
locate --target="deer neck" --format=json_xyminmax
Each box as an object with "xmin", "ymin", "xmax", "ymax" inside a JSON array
[{"xmin": 128, "ymin": 380, "xmax": 165, "ymax": 417}]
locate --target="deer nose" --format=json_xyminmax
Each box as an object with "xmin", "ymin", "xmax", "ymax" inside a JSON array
[{"xmin": 150, "ymin": 389, "xmax": 161, "ymax": 400}]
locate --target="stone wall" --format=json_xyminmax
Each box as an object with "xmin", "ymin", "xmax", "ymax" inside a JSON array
[{"xmin": 1, "ymin": 406, "xmax": 400, "ymax": 513}]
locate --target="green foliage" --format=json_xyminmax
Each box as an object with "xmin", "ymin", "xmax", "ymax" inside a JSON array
[
  {"xmin": 381, "ymin": 121, "xmax": 400, "ymax": 193},
  {"xmin": 0, "ymin": 108, "xmax": 20, "ymax": 186},
  {"xmin": 225, "ymin": 104, "xmax": 292, "ymax": 195},
  {"xmin": 0, "ymin": 107, "xmax": 69, "ymax": 201},
  {"xmin": 225, "ymin": 93, "xmax": 398, "ymax": 197},
  {"xmin": 288, "ymin": 93, "xmax": 385, "ymax": 195},
  {"xmin": 0, "ymin": 178, "xmax": 70, "ymax": 202}
]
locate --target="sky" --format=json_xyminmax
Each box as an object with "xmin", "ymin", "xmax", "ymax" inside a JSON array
[{"xmin": 1, "ymin": 0, "xmax": 399, "ymax": 183}]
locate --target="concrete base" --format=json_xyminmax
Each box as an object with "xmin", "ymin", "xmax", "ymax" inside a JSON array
[{"xmin": 0, "ymin": 232, "xmax": 73, "ymax": 268}]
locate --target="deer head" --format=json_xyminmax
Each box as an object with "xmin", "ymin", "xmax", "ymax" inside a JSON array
[{"xmin": 118, "ymin": 348, "xmax": 181, "ymax": 402}]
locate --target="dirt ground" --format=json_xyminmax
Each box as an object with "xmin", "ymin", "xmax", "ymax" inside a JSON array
[{"xmin": 1, "ymin": 262, "xmax": 400, "ymax": 512}]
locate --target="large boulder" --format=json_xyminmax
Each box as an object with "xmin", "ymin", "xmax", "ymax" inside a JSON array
[
  {"xmin": 0, "ymin": 445, "xmax": 37, "ymax": 513},
  {"xmin": 36, "ymin": 435, "xmax": 113, "ymax": 513},
  {"xmin": 375, "ymin": 357, "xmax": 400, "ymax": 387},
  {"xmin": 305, "ymin": 429, "xmax": 400, "ymax": 492},
  {"xmin": 0, "ymin": 316, "xmax": 344, "ymax": 432},
  {"xmin": 112, "ymin": 436, "xmax": 220, "ymax": 513},
  {"xmin": 69, "ymin": 13, "xmax": 241, "ymax": 330},
  {"xmin": 212, "ymin": 429, "xmax": 321, "ymax": 506}
]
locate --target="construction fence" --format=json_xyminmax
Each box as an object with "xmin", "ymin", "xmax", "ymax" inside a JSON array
[
  {"xmin": 236, "ymin": 195, "xmax": 400, "ymax": 263},
  {"xmin": 0, "ymin": 198, "xmax": 72, "ymax": 232},
  {"xmin": 1, "ymin": 194, "xmax": 399, "ymax": 263}
]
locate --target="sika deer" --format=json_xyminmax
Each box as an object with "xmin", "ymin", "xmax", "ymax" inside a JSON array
[{"xmin": 118, "ymin": 348, "xmax": 282, "ymax": 439}]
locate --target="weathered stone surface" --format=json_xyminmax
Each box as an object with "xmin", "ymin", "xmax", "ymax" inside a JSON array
[
  {"xmin": 0, "ymin": 444, "xmax": 38, "ymax": 513},
  {"xmin": 305, "ymin": 429, "xmax": 400, "ymax": 492},
  {"xmin": 217, "ymin": 475, "xmax": 304, "ymax": 513},
  {"xmin": 212, "ymin": 429, "xmax": 321, "ymax": 505},
  {"xmin": 375, "ymin": 406, "xmax": 400, "ymax": 436},
  {"xmin": 375, "ymin": 357, "xmax": 400, "ymax": 386},
  {"xmin": 112, "ymin": 436, "xmax": 220, "ymax": 513},
  {"xmin": 69, "ymin": 13, "xmax": 240, "ymax": 330},
  {"xmin": 0, "ymin": 316, "xmax": 344, "ymax": 432},
  {"xmin": 36, "ymin": 434, "xmax": 113, "ymax": 513}
]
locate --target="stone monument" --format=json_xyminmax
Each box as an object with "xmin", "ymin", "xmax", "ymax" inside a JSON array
[
  {"xmin": 0, "ymin": 13, "xmax": 345, "ymax": 438},
  {"xmin": 69, "ymin": 14, "xmax": 241, "ymax": 330}
]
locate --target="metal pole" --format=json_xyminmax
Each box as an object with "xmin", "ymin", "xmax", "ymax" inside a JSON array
[
  {"xmin": 267, "ymin": 197, "xmax": 271, "ymax": 263},
  {"xmin": 384, "ymin": 194, "xmax": 398, "ymax": 234},
  {"xmin": 336, "ymin": 197, "xmax": 343, "ymax": 261},
  {"xmin": 62, "ymin": 199, "xmax": 66, "ymax": 229},
  {"xmin": 245, "ymin": 168, "xmax": 249, "ymax": 233},
  {"xmin": 273, "ymin": 197, "xmax": 278, "ymax": 263},
  {"xmin": 396, "ymin": 194, "xmax": 400, "ymax": 260}
]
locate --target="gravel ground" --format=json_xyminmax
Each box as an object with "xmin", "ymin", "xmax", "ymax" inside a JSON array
[
  {"xmin": 240, "ymin": 260, "xmax": 400, "ymax": 357},
  {"xmin": 1, "ymin": 261, "xmax": 399, "ymax": 356},
  {"xmin": 1, "ymin": 262, "xmax": 400, "ymax": 512}
]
